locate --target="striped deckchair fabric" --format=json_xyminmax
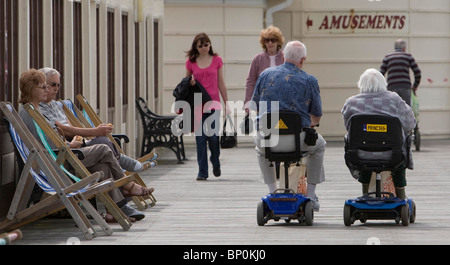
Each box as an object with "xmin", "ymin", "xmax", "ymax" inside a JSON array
[
  {"xmin": 0, "ymin": 102, "xmax": 115, "ymax": 240},
  {"xmin": 56, "ymin": 99, "xmax": 94, "ymax": 129},
  {"xmin": 32, "ymin": 119, "xmax": 83, "ymax": 183}
]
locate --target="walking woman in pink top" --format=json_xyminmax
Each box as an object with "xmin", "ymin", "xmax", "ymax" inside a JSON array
[
  {"xmin": 185, "ymin": 33, "xmax": 229, "ymax": 181},
  {"xmin": 244, "ymin": 26, "xmax": 285, "ymax": 112}
]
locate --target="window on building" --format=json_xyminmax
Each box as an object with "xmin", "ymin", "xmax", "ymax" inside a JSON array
[
  {"xmin": 29, "ymin": 0, "xmax": 43, "ymax": 69},
  {"xmin": 52, "ymin": 0, "xmax": 64, "ymax": 99},
  {"xmin": 1, "ymin": 0, "xmax": 19, "ymax": 108},
  {"xmin": 107, "ymin": 9, "xmax": 115, "ymax": 109},
  {"xmin": 122, "ymin": 13, "xmax": 129, "ymax": 106},
  {"xmin": 135, "ymin": 22, "xmax": 140, "ymax": 99},
  {"xmin": 153, "ymin": 20, "xmax": 159, "ymax": 106},
  {"xmin": 73, "ymin": 2, "xmax": 83, "ymax": 99}
]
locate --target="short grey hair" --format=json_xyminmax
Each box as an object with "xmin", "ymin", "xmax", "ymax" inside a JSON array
[
  {"xmin": 395, "ymin": 39, "xmax": 407, "ymax": 50},
  {"xmin": 283, "ymin": 41, "xmax": 307, "ymax": 62},
  {"xmin": 358, "ymin": 68, "xmax": 387, "ymax": 94},
  {"xmin": 39, "ymin": 67, "xmax": 60, "ymax": 79}
]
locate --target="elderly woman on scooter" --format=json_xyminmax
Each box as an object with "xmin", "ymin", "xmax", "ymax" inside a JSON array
[{"xmin": 341, "ymin": 68, "xmax": 416, "ymax": 199}]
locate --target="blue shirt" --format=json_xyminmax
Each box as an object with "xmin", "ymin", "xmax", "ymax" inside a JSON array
[{"xmin": 250, "ymin": 62, "xmax": 322, "ymax": 128}]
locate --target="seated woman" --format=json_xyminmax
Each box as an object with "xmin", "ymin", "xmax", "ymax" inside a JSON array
[
  {"xmin": 18, "ymin": 69, "xmax": 153, "ymax": 222},
  {"xmin": 341, "ymin": 68, "xmax": 416, "ymax": 199}
]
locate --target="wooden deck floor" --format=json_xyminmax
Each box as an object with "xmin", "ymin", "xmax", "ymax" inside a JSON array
[{"xmin": 13, "ymin": 139, "xmax": 450, "ymax": 246}]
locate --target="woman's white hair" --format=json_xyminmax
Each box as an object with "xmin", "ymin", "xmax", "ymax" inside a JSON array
[{"xmin": 358, "ymin": 68, "xmax": 387, "ymax": 93}]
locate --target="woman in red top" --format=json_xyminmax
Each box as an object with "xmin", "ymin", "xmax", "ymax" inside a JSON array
[{"xmin": 185, "ymin": 33, "xmax": 229, "ymax": 181}]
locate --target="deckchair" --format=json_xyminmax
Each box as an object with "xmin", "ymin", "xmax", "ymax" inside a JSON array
[
  {"xmin": 72, "ymin": 95, "xmax": 158, "ymax": 208},
  {"xmin": 71, "ymin": 96, "xmax": 158, "ymax": 167},
  {"xmin": 23, "ymin": 103, "xmax": 134, "ymax": 231},
  {"xmin": 59, "ymin": 99, "xmax": 158, "ymax": 167},
  {"xmin": 0, "ymin": 102, "xmax": 114, "ymax": 240},
  {"xmin": 57, "ymin": 99, "xmax": 157, "ymax": 209}
]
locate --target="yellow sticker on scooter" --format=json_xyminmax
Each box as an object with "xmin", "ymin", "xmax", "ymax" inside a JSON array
[
  {"xmin": 275, "ymin": 119, "xmax": 288, "ymax": 130},
  {"xmin": 364, "ymin": 124, "xmax": 387, "ymax": 132}
]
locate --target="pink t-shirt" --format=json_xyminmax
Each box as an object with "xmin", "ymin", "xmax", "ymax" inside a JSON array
[{"xmin": 186, "ymin": 56, "xmax": 223, "ymax": 111}]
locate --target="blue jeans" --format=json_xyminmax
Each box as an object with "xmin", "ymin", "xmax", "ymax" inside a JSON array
[{"xmin": 195, "ymin": 110, "xmax": 221, "ymax": 178}]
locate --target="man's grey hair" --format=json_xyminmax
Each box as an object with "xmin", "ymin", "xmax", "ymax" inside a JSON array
[
  {"xmin": 283, "ymin": 41, "xmax": 307, "ymax": 63},
  {"xmin": 395, "ymin": 39, "xmax": 407, "ymax": 51},
  {"xmin": 358, "ymin": 68, "xmax": 387, "ymax": 94},
  {"xmin": 39, "ymin": 67, "xmax": 60, "ymax": 79}
]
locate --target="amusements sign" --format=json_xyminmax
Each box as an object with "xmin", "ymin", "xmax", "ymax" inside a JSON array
[{"xmin": 304, "ymin": 10, "xmax": 409, "ymax": 34}]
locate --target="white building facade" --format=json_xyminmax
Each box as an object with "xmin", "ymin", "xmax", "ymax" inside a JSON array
[
  {"xmin": 163, "ymin": 0, "xmax": 450, "ymax": 140},
  {"xmin": 1, "ymin": 0, "xmax": 449, "ymax": 159}
]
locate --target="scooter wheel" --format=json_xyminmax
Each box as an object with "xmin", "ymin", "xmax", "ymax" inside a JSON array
[
  {"xmin": 304, "ymin": 201, "xmax": 314, "ymax": 226},
  {"xmin": 343, "ymin": 205, "xmax": 353, "ymax": 226},
  {"xmin": 414, "ymin": 129, "xmax": 421, "ymax": 151},
  {"xmin": 257, "ymin": 202, "xmax": 266, "ymax": 226},
  {"xmin": 401, "ymin": 204, "xmax": 410, "ymax": 226},
  {"xmin": 409, "ymin": 201, "xmax": 416, "ymax": 224}
]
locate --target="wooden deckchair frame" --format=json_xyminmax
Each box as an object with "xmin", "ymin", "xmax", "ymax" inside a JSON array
[
  {"xmin": 0, "ymin": 102, "xmax": 114, "ymax": 240},
  {"xmin": 72, "ymin": 95, "xmax": 157, "ymax": 208},
  {"xmin": 23, "ymin": 103, "xmax": 134, "ymax": 231}
]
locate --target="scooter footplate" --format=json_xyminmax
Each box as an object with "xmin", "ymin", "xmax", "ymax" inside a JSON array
[{"xmin": 263, "ymin": 193, "xmax": 309, "ymax": 215}]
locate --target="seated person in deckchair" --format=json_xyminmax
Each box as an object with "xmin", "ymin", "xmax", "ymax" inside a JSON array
[
  {"xmin": 18, "ymin": 69, "xmax": 153, "ymax": 222},
  {"xmin": 38, "ymin": 67, "xmax": 144, "ymax": 173}
]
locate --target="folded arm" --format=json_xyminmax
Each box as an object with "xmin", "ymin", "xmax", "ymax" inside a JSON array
[{"xmin": 55, "ymin": 121, "xmax": 113, "ymax": 138}]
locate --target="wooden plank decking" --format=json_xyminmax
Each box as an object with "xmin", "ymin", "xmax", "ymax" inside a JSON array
[{"xmin": 13, "ymin": 139, "xmax": 450, "ymax": 246}]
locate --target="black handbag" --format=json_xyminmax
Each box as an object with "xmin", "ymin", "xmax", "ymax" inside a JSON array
[
  {"xmin": 303, "ymin": 127, "xmax": 318, "ymax": 146},
  {"xmin": 240, "ymin": 113, "xmax": 253, "ymax": 135},
  {"xmin": 220, "ymin": 115, "xmax": 237, "ymax": 149}
]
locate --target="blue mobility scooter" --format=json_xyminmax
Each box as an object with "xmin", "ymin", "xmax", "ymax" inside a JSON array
[
  {"xmin": 257, "ymin": 111, "xmax": 313, "ymax": 226},
  {"xmin": 343, "ymin": 115, "xmax": 416, "ymax": 226}
]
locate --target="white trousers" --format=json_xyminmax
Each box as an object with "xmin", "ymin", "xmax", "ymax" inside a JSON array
[{"xmin": 253, "ymin": 131, "xmax": 327, "ymax": 185}]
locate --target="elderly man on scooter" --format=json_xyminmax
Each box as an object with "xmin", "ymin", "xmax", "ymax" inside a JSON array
[{"xmin": 250, "ymin": 40, "xmax": 326, "ymax": 212}]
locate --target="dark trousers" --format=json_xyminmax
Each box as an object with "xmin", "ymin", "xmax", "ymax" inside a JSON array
[
  {"xmin": 358, "ymin": 169, "xmax": 407, "ymax": 188},
  {"xmin": 389, "ymin": 84, "xmax": 412, "ymax": 106},
  {"xmin": 195, "ymin": 110, "xmax": 220, "ymax": 178}
]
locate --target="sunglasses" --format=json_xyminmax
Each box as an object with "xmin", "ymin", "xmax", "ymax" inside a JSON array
[
  {"xmin": 264, "ymin": 38, "xmax": 278, "ymax": 43},
  {"xmin": 197, "ymin": 43, "xmax": 210, "ymax": 49},
  {"xmin": 37, "ymin": 84, "xmax": 49, "ymax": 90},
  {"xmin": 50, "ymin": 82, "xmax": 61, "ymax": 88}
]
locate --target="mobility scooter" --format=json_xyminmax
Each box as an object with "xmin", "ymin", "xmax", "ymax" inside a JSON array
[
  {"xmin": 343, "ymin": 115, "xmax": 416, "ymax": 226},
  {"xmin": 257, "ymin": 111, "xmax": 314, "ymax": 226}
]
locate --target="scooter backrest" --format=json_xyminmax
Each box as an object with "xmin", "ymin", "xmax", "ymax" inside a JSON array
[
  {"xmin": 259, "ymin": 111, "xmax": 303, "ymax": 162},
  {"xmin": 345, "ymin": 114, "xmax": 405, "ymax": 171}
]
